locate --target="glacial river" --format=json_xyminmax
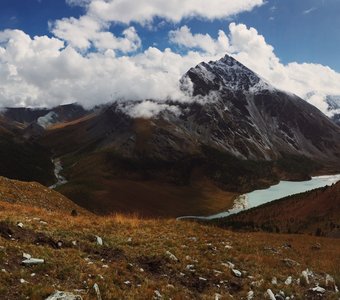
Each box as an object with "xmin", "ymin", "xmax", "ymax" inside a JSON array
[
  {"xmin": 178, "ymin": 174, "xmax": 340, "ymax": 220},
  {"xmin": 49, "ymin": 158, "xmax": 68, "ymax": 189}
]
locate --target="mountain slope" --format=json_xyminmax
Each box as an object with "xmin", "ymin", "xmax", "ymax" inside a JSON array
[
  {"xmin": 0, "ymin": 175, "xmax": 89, "ymax": 214},
  {"xmin": 0, "ymin": 180, "xmax": 339, "ymax": 299},
  {"xmin": 0, "ymin": 116, "xmax": 55, "ymax": 186},
  {"xmin": 36, "ymin": 54, "xmax": 340, "ymax": 216},
  {"xmin": 214, "ymin": 181, "xmax": 340, "ymax": 238},
  {"xmin": 180, "ymin": 54, "xmax": 340, "ymax": 162},
  {"xmin": 2, "ymin": 103, "xmax": 88, "ymax": 128}
]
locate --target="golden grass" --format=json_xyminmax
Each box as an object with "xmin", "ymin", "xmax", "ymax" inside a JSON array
[{"xmin": 0, "ymin": 199, "xmax": 339, "ymax": 299}]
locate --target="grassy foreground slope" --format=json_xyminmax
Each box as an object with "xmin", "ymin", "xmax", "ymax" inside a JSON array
[{"xmin": 0, "ymin": 179, "xmax": 339, "ymax": 299}]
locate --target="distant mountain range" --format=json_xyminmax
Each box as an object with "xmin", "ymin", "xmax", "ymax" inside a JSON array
[{"xmin": 1, "ymin": 54, "xmax": 339, "ymax": 216}]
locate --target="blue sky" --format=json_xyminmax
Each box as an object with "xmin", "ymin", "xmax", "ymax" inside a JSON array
[{"xmin": 0, "ymin": 0, "xmax": 339, "ymax": 71}]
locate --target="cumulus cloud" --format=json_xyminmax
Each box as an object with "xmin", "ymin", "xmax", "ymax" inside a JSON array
[
  {"xmin": 0, "ymin": 28, "xmax": 222, "ymax": 109},
  {"xmin": 0, "ymin": 0, "xmax": 340, "ymax": 119},
  {"xmin": 51, "ymin": 16, "xmax": 141, "ymax": 52},
  {"xmin": 169, "ymin": 26, "xmax": 229, "ymax": 55},
  {"xmin": 67, "ymin": 0, "xmax": 264, "ymax": 24}
]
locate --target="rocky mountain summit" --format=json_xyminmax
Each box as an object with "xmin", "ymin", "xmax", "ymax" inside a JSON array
[{"xmin": 179, "ymin": 54, "xmax": 340, "ymax": 161}]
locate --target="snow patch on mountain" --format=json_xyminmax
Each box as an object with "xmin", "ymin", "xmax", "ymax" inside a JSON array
[
  {"xmin": 182, "ymin": 54, "xmax": 275, "ymax": 97},
  {"xmin": 37, "ymin": 112, "xmax": 58, "ymax": 128},
  {"xmin": 305, "ymin": 92, "xmax": 340, "ymax": 123}
]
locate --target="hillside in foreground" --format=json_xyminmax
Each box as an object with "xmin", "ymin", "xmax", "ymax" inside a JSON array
[
  {"xmin": 213, "ymin": 182, "xmax": 340, "ymax": 238},
  {"xmin": 0, "ymin": 177, "xmax": 339, "ymax": 299}
]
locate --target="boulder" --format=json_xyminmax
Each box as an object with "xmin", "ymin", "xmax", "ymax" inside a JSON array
[{"xmin": 45, "ymin": 291, "xmax": 83, "ymax": 300}]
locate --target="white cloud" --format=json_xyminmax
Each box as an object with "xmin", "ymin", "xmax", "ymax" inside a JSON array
[
  {"xmin": 68, "ymin": 0, "xmax": 264, "ymax": 24},
  {"xmin": 65, "ymin": 0, "xmax": 91, "ymax": 6},
  {"xmin": 0, "ymin": 28, "xmax": 222, "ymax": 110},
  {"xmin": 121, "ymin": 101, "xmax": 181, "ymax": 118},
  {"xmin": 303, "ymin": 7, "xmax": 317, "ymax": 15},
  {"xmin": 51, "ymin": 16, "xmax": 141, "ymax": 52},
  {"xmin": 169, "ymin": 26, "xmax": 229, "ymax": 55},
  {"xmin": 1, "ymin": 2, "xmax": 340, "ymax": 119}
]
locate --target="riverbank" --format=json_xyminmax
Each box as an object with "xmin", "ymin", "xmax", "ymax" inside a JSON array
[
  {"xmin": 178, "ymin": 174, "xmax": 340, "ymax": 221},
  {"xmin": 212, "ymin": 181, "xmax": 340, "ymax": 238}
]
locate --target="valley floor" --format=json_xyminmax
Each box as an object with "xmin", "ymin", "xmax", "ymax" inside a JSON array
[{"xmin": 0, "ymin": 200, "xmax": 339, "ymax": 299}]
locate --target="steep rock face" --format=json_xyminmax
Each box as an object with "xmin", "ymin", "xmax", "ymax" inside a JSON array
[{"xmin": 175, "ymin": 54, "xmax": 340, "ymax": 162}]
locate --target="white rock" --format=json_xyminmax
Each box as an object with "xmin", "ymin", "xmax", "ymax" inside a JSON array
[
  {"xmin": 154, "ymin": 290, "xmax": 162, "ymax": 299},
  {"xmin": 95, "ymin": 236, "xmax": 103, "ymax": 246},
  {"xmin": 301, "ymin": 270, "xmax": 309, "ymax": 284},
  {"xmin": 93, "ymin": 283, "xmax": 102, "ymax": 300},
  {"xmin": 31, "ymin": 273, "xmax": 36, "ymax": 277},
  {"xmin": 213, "ymin": 270, "xmax": 222, "ymax": 276},
  {"xmin": 17, "ymin": 222, "xmax": 24, "ymax": 228},
  {"xmin": 165, "ymin": 251, "xmax": 178, "ymax": 262},
  {"xmin": 247, "ymin": 290, "xmax": 254, "ymax": 300},
  {"xmin": 285, "ymin": 276, "xmax": 292, "ymax": 285},
  {"xmin": 251, "ymin": 279, "xmax": 264, "ymax": 287},
  {"xmin": 199, "ymin": 277, "xmax": 207, "ymax": 281},
  {"xmin": 222, "ymin": 261, "xmax": 235, "ymax": 269},
  {"xmin": 45, "ymin": 291, "xmax": 83, "ymax": 300},
  {"xmin": 271, "ymin": 277, "xmax": 278, "ymax": 285},
  {"xmin": 267, "ymin": 289, "xmax": 276, "ymax": 300},
  {"xmin": 127, "ymin": 237, "xmax": 132, "ymax": 242},
  {"xmin": 72, "ymin": 241, "xmax": 77, "ymax": 246},
  {"xmin": 40, "ymin": 221, "xmax": 48, "ymax": 225},
  {"xmin": 232, "ymin": 269, "xmax": 242, "ymax": 278},
  {"xmin": 186, "ymin": 264, "xmax": 195, "ymax": 271},
  {"xmin": 102, "ymin": 265, "xmax": 109, "ymax": 268},
  {"xmin": 311, "ymin": 286, "xmax": 325, "ymax": 294},
  {"xmin": 215, "ymin": 293, "xmax": 222, "ymax": 300},
  {"xmin": 325, "ymin": 274, "xmax": 335, "ymax": 286},
  {"xmin": 23, "ymin": 253, "xmax": 31, "ymax": 259},
  {"xmin": 22, "ymin": 258, "xmax": 45, "ymax": 265},
  {"xmin": 124, "ymin": 281, "xmax": 131, "ymax": 285},
  {"xmin": 20, "ymin": 278, "xmax": 28, "ymax": 284}
]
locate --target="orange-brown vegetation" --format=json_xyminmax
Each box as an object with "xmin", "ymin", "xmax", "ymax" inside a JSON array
[
  {"xmin": 0, "ymin": 178, "xmax": 339, "ymax": 299},
  {"xmin": 0, "ymin": 176, "xmax": 89, "ymax": 215},
  {"xmin": 217, "ymin": 182, "xmax": 340, "ymax": 238}
]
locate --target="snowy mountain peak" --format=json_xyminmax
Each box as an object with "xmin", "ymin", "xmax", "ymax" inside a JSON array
[{"xmin": 182, "ymin": 53, "xmax": 272, "ymax": 97}]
